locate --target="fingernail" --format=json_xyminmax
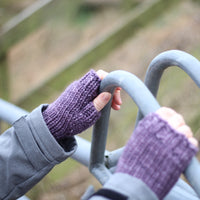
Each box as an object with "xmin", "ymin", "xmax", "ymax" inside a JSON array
[
  {"xmin": 188, "ymin": 137, "xmax": 199, "ymax": 148},
  {"xmin": 102, "ymin": 92, "xmax": 111, "ymax": 102}
]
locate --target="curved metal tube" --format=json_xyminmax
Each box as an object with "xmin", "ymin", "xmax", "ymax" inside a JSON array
[
  {"xmin": 89, "ymin": 69, "xmax": 199, "ymax": 199},
  {"xmin": 137, "ymin": 50, "xmax": 200, "ymax": 122},
  {"xmin": 137, "ymin": 50, "xmax": 200, "ymax": 197},
  {"xmin": 90, "ymin": 70, "xmax": 160, "ymax": 184},
  {"xmin": 0, "ymin": 98, "xmax": 28, "ymax": 123}
]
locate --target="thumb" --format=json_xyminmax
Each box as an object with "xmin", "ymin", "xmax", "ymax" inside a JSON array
[{"xmin": 93, "ymin": 92, "xmax": 112, "ymax": 112}]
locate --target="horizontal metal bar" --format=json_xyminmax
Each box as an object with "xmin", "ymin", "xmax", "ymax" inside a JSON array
[
  {"xmin": 104, "ymin": 147, "xmax": 124, "ymax": 169},
  {"xmin": 0, "ymin": 98, "xmax": 99, "ymax": 167},
  {"xmin": 0, "ymin": 98, "xmax": 28, "ymax": 123}
]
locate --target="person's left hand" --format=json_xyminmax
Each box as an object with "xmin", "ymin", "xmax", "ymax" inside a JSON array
[{"xmin": 156, "ymin": 107, "xmax": 198, "ymax": 147}]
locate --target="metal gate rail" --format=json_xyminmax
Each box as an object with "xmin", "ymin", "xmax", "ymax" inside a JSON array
[
  {"xmin": 0, "ymin": 52, "xmax": 200, "ymax": 198},
  {"xmin": 90, "ymin": 70, "xmax": 199, "ymax": 199},
  {"xmin": 90, "ymin": 70, "xmax": 160, "ymax": 184}
]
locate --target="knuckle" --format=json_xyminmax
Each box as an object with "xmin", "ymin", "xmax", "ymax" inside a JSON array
[{"xmin": 176, "ymin": 114, "xmax": 185, "ymax": 123}]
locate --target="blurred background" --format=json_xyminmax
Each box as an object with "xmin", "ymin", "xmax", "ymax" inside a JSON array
[{"xmin": 1, "ymin": 0, "xmax": 200, "ymax": 199}]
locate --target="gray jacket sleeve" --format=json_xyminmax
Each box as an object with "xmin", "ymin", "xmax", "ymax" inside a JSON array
[
  {"xmin": 89, "ymin": 173, "xmax": 200, "ymax": 200},
  {"xmin": 0, "ymin": 105, "xmax": 77, "ymax": 200},
  {"xmin": 89, "ymin": 173, "xmax": 158, "ymax": 200}
]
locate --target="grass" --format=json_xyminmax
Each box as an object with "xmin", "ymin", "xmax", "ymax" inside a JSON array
[
  {"xmin": 0, "ymin": 56, "xmax": 9, "ymax": 100},
  {"xmin": 26, "ymin": 158, "xmax": 80, "ymax": 199},
  {"xmin": 48, "ymin": 158, "xmax": 80, "ymax": 182},
  {"xmin": 156, "ymin": 66, "xmax": 200, "ymax": 132}
]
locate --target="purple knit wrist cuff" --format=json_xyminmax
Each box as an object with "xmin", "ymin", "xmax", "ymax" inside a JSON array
[
  {"xmin": 42, "ymin": 70, "xmax": 101, "ymax": 140},
  {"xmin": 116, "ymin": 113, "xmax": 197, "ymax": 199}
]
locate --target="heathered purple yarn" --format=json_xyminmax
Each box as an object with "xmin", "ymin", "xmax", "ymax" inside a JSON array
[
  {"xmin": 42, "ymin": 70, "xmax": 101, "ymax": 140},
  {"xmin": 116, "ymin": 113, "xmax": 197, "ymax": 200}
]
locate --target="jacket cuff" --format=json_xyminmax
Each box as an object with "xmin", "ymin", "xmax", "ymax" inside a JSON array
[
  {"xmin": 14, "ymin": 104, "xmax": 77, "ymax": 170},
  {"xmin": 92, "ymin": 173, "xmax": 158, "ymax": 200}
]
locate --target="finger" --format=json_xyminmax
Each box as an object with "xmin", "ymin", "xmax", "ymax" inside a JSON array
[
  {"xmin": 188, "ymin": 137, "xmax": 199, "ymax": 148},
  {"xmin": 113, "ymin": 87, "xmax": 122, "ymax": 105},
  {"xmin": 167, "ymin": 114, "xmax": 185, "ymax": 130},
  {"xmin": 177, "ymin": 125, "xmax": 193, "ymax": 138},
  {"xmin": 156, "ymin": 107, "xmax": 177, "ymax": 121},
  {"xmin": 93, "ymin": 92, "xmax": 112, "ymax": 112},
  {"xmin": 112, "ymin": 87, "xmax": 122, "ymax": 110},
  {"xmin": 156, "ymin": 107, "xmax": 198, "ymax": 148},
  {"xmin": 111, "ymin": 102, "xmax": 121, "ymax": 110},
  {"xmin": 96, "ymin": 70, "xmax": 108, "ymax": 80},
  {"xmin": 96, "ymin": 70, "xmax": 122, "ymax": 110}
]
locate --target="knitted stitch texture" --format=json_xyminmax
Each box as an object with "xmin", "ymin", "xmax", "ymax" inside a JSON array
[
  {"xmin": 42, "ymin": 70, "xmax": 101, "ymax": 140},
  {"xmin": 116, "ymin": 113, "xmax": 197, "ymax": 200}
]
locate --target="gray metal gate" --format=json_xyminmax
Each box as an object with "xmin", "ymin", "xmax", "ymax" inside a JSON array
[{"xmin": 0, "ymin": 50, "xmax": 200, "ymax": 199}]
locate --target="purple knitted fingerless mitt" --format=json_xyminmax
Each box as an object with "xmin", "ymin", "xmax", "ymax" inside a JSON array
[
  {"xmin": 42, "ymin": 70, "xmax": 101, "ymax": 140},
  {"xmin": 116, "ymin": 113, "xmax": 197, "ymax": 200}
]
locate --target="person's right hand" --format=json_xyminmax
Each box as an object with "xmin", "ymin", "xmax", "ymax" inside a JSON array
[
  {"xmin": 42, "ymin": 69, "xmax": 122, "ymax": 140},
  {"xmin": 116, "ymin": 108, "xmax": 198, "ymax": 199},
  {"xmin": 156, "ymin": 107, "xmax": 198, "ymax": 147}
]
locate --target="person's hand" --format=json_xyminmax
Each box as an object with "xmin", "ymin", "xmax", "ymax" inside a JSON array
[
  {"xmin": 116, "ymin": 109, "xmax": 198, "ymax": 199},
  {"xmin": 93, "ymin": 70, "xmax": 122, "ymax": 111},
  {"xmin": 156, "ymin": 107, "xmax": 198, "ymax": 147},
  {"xmin": 42, "ymin": 69, "xmax": 122, "ymax": 140}
]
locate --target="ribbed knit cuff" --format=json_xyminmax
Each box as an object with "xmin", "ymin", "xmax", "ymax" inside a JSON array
[
  {"xmin": 116, "ymin": 113, "xmax": 198, "ymax": 199},
  {"xmin": 42, "ymin": 70, "xmax": 101, "ymax": 139}
]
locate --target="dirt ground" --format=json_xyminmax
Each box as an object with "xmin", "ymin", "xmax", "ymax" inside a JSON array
[
  {"xmin": 5, "ymin": 0, "xmax": 200, "ymax": 199},
  {"xmin": 7, "ymin": 2, "xmax": 125, "ymax": 102},
  {"xmin": 93, "ymin": 1, "xmax": 200, "ymax": 76}
]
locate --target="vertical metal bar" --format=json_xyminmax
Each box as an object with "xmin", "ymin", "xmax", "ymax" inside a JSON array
[
  {"xmin": 90, "ymin": 70, "xmax": 160, "ymax": 184},
  {"xmin": 0, "ymin": 119, "xmax": 2, "ymax": 134}
]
